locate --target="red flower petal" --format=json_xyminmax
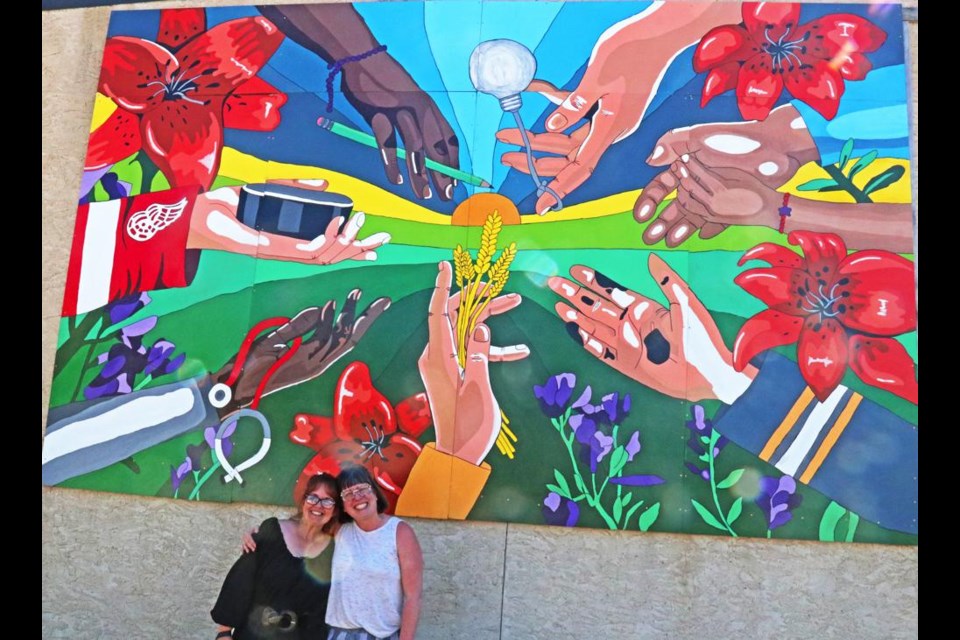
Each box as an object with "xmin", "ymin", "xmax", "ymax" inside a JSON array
[
  {"xmin": 223, "ymin": 77, "xmax": 287, "ymax": 131},
  {"xmin": 156, "ymin": 9, "xmax": 206, "ymax": 51},
  {"xmin": 797, "ymin": 316, "xmax": 848, "ymax": 402},
  {"xmin": 784, "ymin": 59, "xmax": 844, "ymax": 120},
  {"xmin": 140, "ymin": 99, "xmax": 224, "ymax": 190},
  {"xmin": 293, "ymin": 452, "xmax": 342, "ymax": 505},
  {"xmin": 806, "ymin": 14, "xmax": 887, "ymax": 57},
  {"xmin": 733, "ymin": 308, "xmax": 804, "ymax": 371},
  {"xmin": 848, "ymin": 335, "xmax": 918, "ymax": 404},
  {"xmin": 838, "ymin": 251, "xmax": 917, "ymax": 335},
  {"xmin": 290, "ymin": 413, "xmax": 337, "ymax": 450},
  {"xmin": 833, "ymin": 51, "xmax": 873, "ymax": 81},
  {"xmin": 742, "ymin": 2, "xmax": 802, "ymax": 39},
  {"xmin": 333, "ymin": 361, "xmax": 398, "ymax": 441},
  {"xmin": 788, "ymin": 230, "xmax": 847, "ymax": 275},
  {"xmin": 395, "ymin": 392, "xmax": 433, "ymax": 438},
  {"xmin": 735, "ymin": 267, "xmax": 807, "ymax": 313},
  {"xmin": 694, "ymin": 25, "xmax": 750, "ymax": 72},
  {"xmin": 99, "ymin": 36, "xmax": 177, "ymax": 113},
  {"xmin": 700, "ymin": 61, "xmax": 741, "ymax": 108},
  {"xmin": 175, "ymin": 16, "xmax": 285, "ymax": 96},
  {"xmin": 85, "ymin": 109, "xmax": 141, "ymax": 170},
  {"xmin": 736, "ymin": 55, "xmax": 784, "ymax": 121},
  {"xmin": 738, "ymin": 242, "xmax": 803, "ymax": 269}
]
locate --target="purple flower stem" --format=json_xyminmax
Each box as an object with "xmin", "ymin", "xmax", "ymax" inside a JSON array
[
  {"xmin": 70, "ymin": 318, "xmax": 110, "ymax": 402},
  {"xmin": 133, "ymin": 374, "xmax": 154, "ymax": 392},
  {"xmin": 706, "ymin": 429, "xmax": 738, "ymax": 537},
  {"xmin": 186, "ymin": 458, "xmax": 222, "ymax": 501},
  {"xmin": 553, "ymin": 412, "xmax": 617, "ymax": 529}
]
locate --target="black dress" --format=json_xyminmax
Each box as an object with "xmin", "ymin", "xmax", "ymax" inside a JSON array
[{"xmin": 211, "ymin": 518, "xmax": 334, "ymax": 639}]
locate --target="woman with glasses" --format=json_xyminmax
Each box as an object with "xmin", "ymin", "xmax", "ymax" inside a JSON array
[
  {"xmin": 325, "ymin": 464, "xmax": 423, "ymax": 640},
  {"xmin": 211, "ymin": 473, "xmax": 340, "ymax": 639}
]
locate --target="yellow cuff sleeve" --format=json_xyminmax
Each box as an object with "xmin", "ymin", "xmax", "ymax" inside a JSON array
[{"xmin": 395, "ymin": 443, "xmax": 490, "ymax": 520}]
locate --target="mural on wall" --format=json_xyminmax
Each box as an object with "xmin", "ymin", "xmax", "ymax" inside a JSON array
[{"xmin": 44, "ymin": 2, "xmax": 917, "ymax": 544}]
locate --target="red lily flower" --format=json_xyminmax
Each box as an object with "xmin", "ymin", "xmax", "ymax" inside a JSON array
[
  {"xmin": 290, "ymin": 361, "xmax": 432, "ymax": 512},
  {"xmin": 733, "ymin": 231, "xmax": 917, "ymax": 403},
  {"xmin": 694, "ymin": 2, "xmax": 886, "ymax": 120},
  {"xmin": 85, "ymin": 9, "xmax": 286, "ymax": 190}
]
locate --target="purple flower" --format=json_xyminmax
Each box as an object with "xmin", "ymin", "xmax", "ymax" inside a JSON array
[
  {"xmin": 610, "ymin": 474, "xmax": 665, "ymax": 487},
  {"xmin": 580, "ymin": 392, "xmax": 631, "ymax": 425},
  {"xmin": 534, "ymin": 373, "xmax": 577, "ymax": 417},
  {"xmin": 684, "ymin": 404, "xmax": 727, "ymax": 480},
  {"xmin": 144, "ymin": 339, "xmax": 186, "ymax": 376},
  {"xmin": 542, "ymin": 491, "xmax": 580, "ymax": 527},
  {"xmin": 625, "ymin": 431, "xmax": 641, "ymax": 462},
  {"xmin": 107, "ymin": 292, "xmax": 151, "ymax": 325},
  {"xmin": 756, "ymin": 475, "xmax": 803, "ymax": 531},
  {"xmin": 204, "ymin": 421, "xmax": 237, "ymax": 459},
  {"xmin": 170, "ymin": 457, "xmax": 193, "ymax": 492}
]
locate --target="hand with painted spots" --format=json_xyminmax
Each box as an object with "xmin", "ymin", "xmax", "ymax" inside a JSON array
[
  {"xmin": 419, "ymin": 261, "xmax": 530, "ymax": 465},
  {"xmin": 188, "ymin": 179, "xmax": 392, "ymax": 264},
  {"xmin": 634, "ymin": 104, "xmax": 819, "ymax": 246},
  {"xmin": 549, "ymin": 254, "xmax": 757, "ymax": 403},
  {"xmin": 497, "ymin": 2, "xmax": 742, "ymax": 215}
]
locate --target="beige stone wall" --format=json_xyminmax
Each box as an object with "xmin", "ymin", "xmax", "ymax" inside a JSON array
[{"xmin": 42, "ymin": 2, "xmax": 919, "ymax": 637}]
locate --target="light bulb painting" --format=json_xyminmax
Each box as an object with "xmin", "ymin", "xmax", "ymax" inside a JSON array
[{"xmin": 44, "ymin": 2, "xmax": 917, "ymax": 545}]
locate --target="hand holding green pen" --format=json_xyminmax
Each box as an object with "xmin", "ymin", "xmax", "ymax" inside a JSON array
[{"xmin": 317, "ymin": 117, "xmax": 492, "ymax": 190}]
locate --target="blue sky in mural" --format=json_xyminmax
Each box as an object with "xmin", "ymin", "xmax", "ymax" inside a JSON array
[{"xmin": 106, "ymin": 2, "xmax": 907, "ymax": 212}]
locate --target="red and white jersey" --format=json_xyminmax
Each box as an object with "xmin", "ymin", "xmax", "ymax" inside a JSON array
[{"xmin": 62, "ymin": 187, "xmax": 200, "ymax": 316}]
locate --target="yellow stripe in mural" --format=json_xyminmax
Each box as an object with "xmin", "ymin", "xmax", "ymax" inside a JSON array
[
  {"xmin": 760, "ymin": 387, "xmax": 816, "ymax": 462},
  {"xmin": 799, "ymin": 393, "xmax": 863, "ymax": 484}
]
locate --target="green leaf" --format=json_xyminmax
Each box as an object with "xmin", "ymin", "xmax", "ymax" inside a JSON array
[
  {"xmin": 638, "ymin": 502, "xmax": 661, "ymax": 532},
  {"xmin": 844, "ymin": 513, "xmax": 861, "ymax": 542},
  {"xmin": 574, "ymin": 473, "xmax": 588, "ymax": 494},
  {"xmin": 848, "ymin": 150, "xmax": 879, "ymax": 179},
  {"xmin": 726, "ymin": 497, "xmax": 743, "ymax": 525},
  {"xmin": 717, "ymin": 468, "xmax": 745, "ymax": 490},
  {"xmin": 819, "ymin": 185, "xmax": 845, "ymax": 192},
  {"xmin": 691, "ymin": 499, "xmax": 727, "ymax": 531},
  {"xmin": 698, "ymin": 453, "xmax": 710, "ymax": 463},
  {"xmin": 622, "ymin": 500, "xmax": 645, "ymax": 529},
  {"xmin": 620, "ymin": 492, "xmax": 633, "ymax": 506},
  {"xmin": 818, "ymin": 501, "xmax": 848, "ymax": 542},
  {"xmin": 863, "ymin": 165, "xmax": 906, "ymax": 195},
  {"xmin": 613, "ymin": 496, "xmax": 623, "ymax": 524},
  {"xmin": 610, "ymin": 446, "xmax": 627, "ymax": 474},
  {"xmin": 553, "ymin": 470, "xmax": 571, "ymax": 497},
  {"xmin": 797, "ymin": 178, "xmax": 840, "ymax": 192},
  {"xmin": 838, "ymin": 138, "xmax": 855, "ymax": 171},
  {"xmin": 545, "ymin": 483, "xmax": 566, "ymax": 498}
]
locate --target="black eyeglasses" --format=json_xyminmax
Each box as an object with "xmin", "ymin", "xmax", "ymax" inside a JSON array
[{"xmin": 304, "ymin": 494, "xmax": 337, "ymax": 508}]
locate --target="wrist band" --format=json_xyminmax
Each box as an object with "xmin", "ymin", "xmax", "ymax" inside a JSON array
[
  {"xmin": 777, "ymin": 193, "xmax": 792, "ymax": 234},
  {"xmin": 325, "ymin": 45, "xmax": 388, "ymax": 113}
]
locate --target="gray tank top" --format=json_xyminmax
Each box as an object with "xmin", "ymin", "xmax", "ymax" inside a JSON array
[{"xmin": 325, "ymin": 517, "xmax": 403, "ymax": 637}]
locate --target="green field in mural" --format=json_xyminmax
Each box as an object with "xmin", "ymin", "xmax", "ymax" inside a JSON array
[{"xmin": 44, "ymin": 1, "xmax": 917, "ymax": 544}]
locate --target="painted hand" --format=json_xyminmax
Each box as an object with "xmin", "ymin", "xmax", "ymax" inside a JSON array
[
  {"xmin": 549, "ymin": 254, "xmax": 757, "ymax": 404},
  {"xmin": 418, "ymin": 262, "xmax": 529, "ymax": 465},
  {"xmin": 342, "ymin": 55, "xmax": 460, "ymax": 201},
  {"xmin": 192, "ymin": 179, "xmax": 391, "ymax": 264},
  {"xmin": 634, "ymin": 104, "xmax": 819, "ymax": 246},
  {"xmin": 213, "ymin": 290, "xmax": 391, "ymax": 414}
]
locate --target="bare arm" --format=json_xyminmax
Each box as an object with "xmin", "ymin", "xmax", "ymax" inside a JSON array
[{"xmin": 397, "ymin": 521, "xmax": 423, "ymax": 640}]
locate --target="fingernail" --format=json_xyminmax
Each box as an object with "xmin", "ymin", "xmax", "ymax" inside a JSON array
[
  {"xmin": 650, "ymin": 145, "xmax": 664, "ymax": 161},
  {"xmin": 445, "ymin": 184, "xmax": 453, "ymax": 199},
  {"xmin": 473, "ymin": 325, "xmax": 490, "ymax": 342},
  {"xmin": 565, "ymin": 321, "xmax": 584, "ymax": 346},
  {"xmin": 680, "ymin": 154, "xmax": 690, "ymax": 163},
  {"xmin": 546, "ymin": 113, "xmax": 568, "ymax": 131},
  {"xmin": 396, "ymin": 174, "xmax": 404, "ymax": 185},
  {"xmin": 299, "ymin": 179, "xmax": 327, "ymax": 187},
  {"xmin": 423, "ymin": 186, "xmax": 432, "ymax": 199},
  {"xmin": 453, "ymin": 179, "xmax": 459, "ymax": 187},
  {"xmin": 438, "ymin": 261, "xmax": 444, "ymax": 271},
  {"xmin": 638, "ymin": 203, "xmax": 651, "ymax": 218},
  {"xmin": 363, "ymin": 251, "xmax": 377, "ymax": 261},
  {"xmin": 679, "ymin": 166, "xmax": 689, "ymax": 179},
  {"xmin": 673, "ymin": 224, "xmax": 690, "ymax": 241},
  {"xmin": 649, "ymin": 222, "xmax": 664, "ymax": 237}
]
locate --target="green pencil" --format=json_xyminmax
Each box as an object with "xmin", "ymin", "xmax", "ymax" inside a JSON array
[{"xmin": 316, "ymin": 116, "xmax": 492, "ymax": 188}]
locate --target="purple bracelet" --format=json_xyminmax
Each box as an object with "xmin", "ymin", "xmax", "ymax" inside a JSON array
[{"xmin": 325, "ymin": 45, "xmax": 388, "ymax": 113}]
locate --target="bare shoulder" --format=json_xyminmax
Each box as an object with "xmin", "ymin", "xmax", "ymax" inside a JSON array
[{"xmin": 395, "ymin": 520, "xmax": 422, "ymax": 552}]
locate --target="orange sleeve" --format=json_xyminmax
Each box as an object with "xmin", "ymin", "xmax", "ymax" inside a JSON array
[{"xmin": 395, "ymin": 443, "xmax": 490, "ymax": 520}]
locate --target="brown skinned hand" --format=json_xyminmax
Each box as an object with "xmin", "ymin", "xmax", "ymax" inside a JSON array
[{"xmin": 213, "ymin": 290, "xmax": 391, "ymax": 417}]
